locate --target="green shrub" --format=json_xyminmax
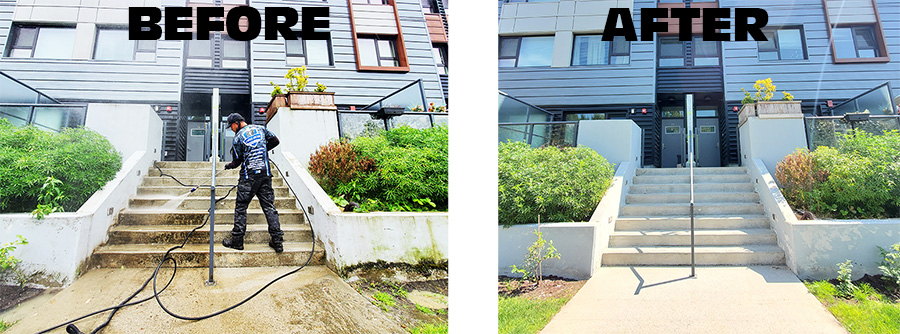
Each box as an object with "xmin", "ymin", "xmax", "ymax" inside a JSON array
[
  {"xmin": 308, "ymin": 140, "xmax": 375, "ymax": 194},
  {"xmin": 308, "ymin": 126, "xmax": 448, "ymax": 212},
  {"xmin": 878, "ymin": 243, "xmax": 900, "ymax": 286},
  {"xmin": 0, "ymin": 119, "xmax": 122, "ymax": 213},
  {"xmin": 775, "ymin": 149, "xmax": 828, "ymax": 211},
  {"xmin": 498, "ymin": 141, "xmax": 614, "ymax": 225}
]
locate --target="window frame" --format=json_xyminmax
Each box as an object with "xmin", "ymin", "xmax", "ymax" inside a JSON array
[
  {"xmin": 498, "ymin": 36, "xmax": 554, "ymax": 68},
  {"xmin": 347, "ymin": 0, "xmax": 410, "ymax": 72},
  {"xmin": 93, "ymin": 27, "xmax": 157, "ymax": 62},
  {"xmin": 185, "ymin": 32, "xmax": 215, "ymax": 68},
  {"xmin": 832, "ymin": 25, "xmax": 881, "ymax": 59},
  {"xmin": 822, "ymin": 0, "xmax": 890, "ymax": 64},
  {"xmin": 570, "ymin": 35, "xmax": 631, "ymax": 66},
  {"xmin": 658, "ymin": 36, "xmax": 685, "ymax": 67},
  {"xmin": 357, "ymin": 35, "xmax": 400, "ymax": 68},
  {"xmin": 285, "ymin": 32, "xmax": 334, "ymax": 66},
  {"xmin": 432, "ymin": 43, "xmax": 447, "ymax": 75},
  {"xmin": 757, "ymin": 26, "xmax": 808, "ymax": 61},
  {"xmin": 6, "ymin": 25, "xmax": 76, "ymax": 59},
  {"xmin": 691, "ymin": 35, "xmax": 720, "ymax": 67}
]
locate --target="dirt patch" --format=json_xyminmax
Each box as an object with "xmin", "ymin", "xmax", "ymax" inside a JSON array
[
  {"xmin": 0, "ymin": 284, "xmax": 45, "ymax": 313},
  {"xmin": 349, "ymin": 278, "xmax": 448, "ymax": 332},
  {"xmin": 498, "ymin": 276, "xmax": 586, "ymax": 300},
  {"xmin": 828, "ymin": 274, "xmax": 900, "ymax": 302}
]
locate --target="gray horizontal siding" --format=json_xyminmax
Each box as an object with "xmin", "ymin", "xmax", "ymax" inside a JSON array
[
  {"xmin": 0, "ymin": 1, "xmax": 13, "ymax": 56},
  {"xmin": 657, "ymin": 67, "xmax": 724, "ymax": 93},
  {"xmin": 249, "ymin": 0, "xmax": 445, "ymax": 107},
  {"xmin": 498, "ymin": 0, "xmax": 657, "ymax": 106},
  {"xmin": 721, "ymin": 0, "xmax": 900, "ymax": 103},
  {"xmin": 183, "ymin": 68, "xmax": 250, "ymax": 94}
]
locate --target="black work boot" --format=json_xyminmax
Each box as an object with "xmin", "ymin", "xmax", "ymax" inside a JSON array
[
  {"xmin": 269, "ymin": 235, "xmax": 283, "ymax": 253},
  {"xmin": 222, "ymin": 236, "xmax": 244, "ymax": 250}
]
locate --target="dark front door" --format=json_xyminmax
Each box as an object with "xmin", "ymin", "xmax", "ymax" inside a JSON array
[
  {"xmin": 661, "ymin": 107, "xmax": 686, "ymax": 168},
  {"xmin": 695, "ymin": 108, "xmax": 721, "ymax": 167}
]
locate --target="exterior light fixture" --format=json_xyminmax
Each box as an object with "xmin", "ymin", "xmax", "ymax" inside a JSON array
[
  {"xmin": 258, "ymin": 107, "xmax": 265, "ymax": 114},
  {"xmin": 733, "ymin": 106, "xmax": 739, "ymax": 112},
  {"xmin": 166, "ymin": 106, "xmax": 172, "ymax": 112},
  {"xmin": 641, "ymin": 108, "xmax": 647, "ymax": 114},
  {"xmin": 827, "ymin": 100, "xmax": 833, "ymax": 107}
]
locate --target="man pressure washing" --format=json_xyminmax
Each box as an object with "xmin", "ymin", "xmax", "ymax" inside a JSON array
[{"xmin": 221, "ymin": 113, "xmax": 284, "ymax": 253}]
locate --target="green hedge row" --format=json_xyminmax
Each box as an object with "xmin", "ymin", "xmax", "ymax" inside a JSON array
[{"xmin": 0, "ymin": 118, "xmax": 122, "ymax": 213}]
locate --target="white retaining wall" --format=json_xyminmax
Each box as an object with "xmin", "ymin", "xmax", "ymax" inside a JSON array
[
  {"xmin": 577, "ymin": 120, "xmax": 643, "ymax": 167},
  {"xmin": 0, "ymin": 104, "xmax": 162, "ymax": 286}
]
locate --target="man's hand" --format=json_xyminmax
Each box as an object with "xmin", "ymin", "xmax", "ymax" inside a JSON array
[{"xmin": 224, "ymin": 161, "xmax": 239, "ymax": 170}]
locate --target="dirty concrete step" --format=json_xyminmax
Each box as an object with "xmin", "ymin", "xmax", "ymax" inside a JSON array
[
  {"xmin": 147, "ymin": 167, "xmax": 280, "ymax": 178},
  {"xmin": 626, "ymin": 192, "xmax": 759, "ymax": 204},
  {"xmin": 620, "ymin": 203, "xmax": 764, "ymax": 216},
  {"xmin": 608, "ymin": 229, "xmax": 777, "ymax": 247},
  {"xmin": 153, "ymin": 162, "xmax": 231, "ymax": 169},
  {"xmin": 128, "ymin": 197, "xmax": 297, "ymax": 210},
  {"xmin": 107, "ymin": 224, "xmax": 313, "ymax": 245},
  {"xmin": 92, "ymin": 242, "xmax": 325, "ymax": 268},
  {"xmin": 615, "ymin": 216, "xmax": 770, "ymax": 230},
  {"xmin": 141, "ymin": 177, "xmax": 285, "ymax": 187},
  {"xmin": 633, "ymin": 174, "xmax": 750, "ymax": 185},
  {"xmin": 118, "ymin": 209, "xmax": 306, "ymax": 226},
  {"xmin": 601, "ymin": 245, "xmax": 785, "ymax": 266},
  {"xmin": 635, "ymin": 167, "xmax": 748, "ymax": 176},
  {"xmin": 629, "ymin": 183, "xmax": 755, "ymax": 194},
  {"xmin": 136, "ymin": 186, "xmax": 292, "ymax": 197}
]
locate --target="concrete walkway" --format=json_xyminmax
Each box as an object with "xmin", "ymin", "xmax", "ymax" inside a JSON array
[
  {"xmin": 541, "ymin": 266, "xmax": 847, "ymax": 334},
  {"xmin": 1, "ymin": 266, "xmax": 404, "ymax": 334}
]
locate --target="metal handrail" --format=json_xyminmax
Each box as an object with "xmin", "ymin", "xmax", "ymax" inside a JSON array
[{"xmin": 687, "ymin": 94, "xmax": 696, "ymax": 278}]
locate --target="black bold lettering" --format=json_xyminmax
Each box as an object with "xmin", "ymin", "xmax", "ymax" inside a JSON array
[
  {"xmin": 226, "ymin": 6, "xmax": 261, "ymax": 41},
  {"xmin": 603, "ymin": 8, "xmax": 637, "ymax": 41},
  {"xmin": 265, "ymin": 7, "xmax": 298, "ymax": 40},
  {"xmin": 735, "ymin": 8, "xmax": 768, "ymax": 41},
  {"xmin": 197, "ymin": 7, "xmax": 225, "ymax": 39},
  {"xmin": 702, "ymin": 8, "xmax": 731, "ymax": 41},
  {"xmin": 129, "ymin": 7, "xmax": 162, "ymax": 40},
  {"xmin": 640, "ymin": 8, "xmax": 668, "ymax": 41},
  {"xmin": 670, "ymin": 8, "xmax": 700, "ymax": 41},
  {"xmin": 301, "ymin": 7, "xmax": 330, "ymax": 40},
  {"xmin": 164, "ymin": 7, "xmax": 192, "ymax": 40}
]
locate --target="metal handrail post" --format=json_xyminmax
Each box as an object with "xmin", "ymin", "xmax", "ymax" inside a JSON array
[
  {"xmin": 686, "ymin": 94, "xmax": 696, "ymax": 278},
  {"xmin": 206, "ymin": 88, "xmax": 219, "ymax": 286}
]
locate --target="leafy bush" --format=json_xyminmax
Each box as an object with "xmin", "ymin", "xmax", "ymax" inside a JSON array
[
  {"xmin": 0, "ymin": 119, "xmax": 122, "ymax": 213},
  {"xmin": 308, "ymin": 126, "xmax": 448, "ymax": 212},
  {"xmin": 510, "ymin": 228, "xmax": 560, "ymax": 282},
  {"xmin": 775, "ymin": 130, "xmax": 900, "ymax": 218},
  {"xmin": 878, "ymin": 243, "xmax": 900, "ymax": 286},
  {"xmin": 837, "ymin": 260, "xmax": 856, "ymax": 297},
  {"xmin": 498, "ymin": 141, "xmax": 614, "ymax": 225}
]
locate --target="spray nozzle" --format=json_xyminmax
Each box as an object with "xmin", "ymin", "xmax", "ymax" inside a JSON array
[{"xmin": 190, "ymin": 187, "xmax": 197, "ymax": 193}]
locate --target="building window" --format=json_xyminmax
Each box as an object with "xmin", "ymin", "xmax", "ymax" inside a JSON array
[
  {"xmin": 502, "ymin": 0, "xmax": 559, "ymax": 3},
  {"xmin": 358, "ymin": 36, "xmax": 399, "ymax": 67},
  {"xmin": 571, "ymin": 35, "xmax": 630, "ymax": 66},
  {"xmin": 658, "ymin": 37, "xmax": 684, "ymax": 67},
  {"xmin": 186, "ymin": 34, "xmax": 213, "ymax": 67},
  {"xmin": 432, "ymin": 44, "xmax": 447, "ymax": 75},
  {"xmin": 565, "ymin": 113, "xmax": 606, "ymax": 121},
  {"xmin": 692, "ymin": 36, "xmax": 719, "ymax": 66},
  {"xmin": 285, "ymin": 34, "xmax": 333, "ymax": 66},
  {"xmin": 7, "ymin": 26, "xmax": 75, "ymax": 59},
  {"xmin": 499, "ymin": 36, "xmax": 553, "ymax": 67},
  {"xmin": 94, "ymin": 28, "xmax": 156, "ymax": 61},
  {"xmin": 221, "ymin": 35, "xmax": 248, "ymax": 69},
  {"xmin": 421, "ymin": 0, "xmax": 438, "ymax": 13},
  {"xmin": 758, "ymin": 27, "xmax": 806, "ymax": 61},
  {"xmin": 832, "ymin": 26, "xmax": 880, "ymax": 59}
]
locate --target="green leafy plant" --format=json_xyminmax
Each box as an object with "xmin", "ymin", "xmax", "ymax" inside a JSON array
[
  {"xmin": 0, "ymin": 235, "xmax": 28, "ymax": 286},
  {"xmin": 0, "ymin": 119, "xmax": 122, "ymax": 213},
  {"xmin": 314, "ymin": 82, "xmax": 327, "ymax": 93},
  {"xmin": 31, "ymin": 176, "xmax": 65, "ymax": 219},
  {"xmin": 409, "ymin": 323, "xmax": 448, "ymax": 334},
  {"xmin": 269, "ymin": 66, "xmax": 311, "ymax": 96},
  {"xmin": 877, "ymin": 243, "xmax": 900, "ymax": 286},
  {"xmin": 498, "ymin": 141, "xmax": 613, "ymax": 225},
  {"xmin": 741, "ymin": 78, "xmax": 794, "ymax": 104},
  {"xmin": 415, "ymin": 303, "xmax": 435, "ymax": 315},
  {"xmin": 775, "ymin": 149, "xmax": 828, "ymax": 212},
  {"xmin": 510, "ymin": 225, "xmax": 561, "ymax": 282},
  {"xmin": 372, "ymin": 291, "xmax": 395, "ymax": 311},
  {"xmin": 837, "ymin": 260, "xmax": 856, "ymax": 297},
  {"xmin": 308, "ymin": 140, "xmax": 376, "ymax": 194}
]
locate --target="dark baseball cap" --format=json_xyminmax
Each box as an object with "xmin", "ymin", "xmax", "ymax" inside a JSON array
[{"xmin": 226, "ymin": 113, "xmax": 245, "ymax": 126}]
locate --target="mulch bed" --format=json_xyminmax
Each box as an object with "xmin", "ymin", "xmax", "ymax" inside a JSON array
[
  {"xmin": 0, "ymin": 284, "xmax": 45, "ymax": 313},
  {"xmin": 498, "ymin": 275, "xmax": 586, "ymax": 300}
]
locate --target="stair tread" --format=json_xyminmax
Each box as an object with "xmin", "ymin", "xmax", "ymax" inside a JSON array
[
  {"xmin": 96, "ymin": 242, "xmax": 317, "ymax": 253},
  {"xmin": 122, "ymin": 209, "xmax": 305, "ymax": 214},
  {"xmin": 611, "ymin": 229, "xmax": 775, "ymax": 236},
  {"xmin": 622, "ymin": 202, "xmax": 761, "ymax": 207},
  {"xmin": 605, "ymin": 245, "xmax": 783, "ymax": 253},
  {"xmin": 111, "ymin": 224, "xmax": 310, "ymax": 232},
  {"xmin": 130, "ymin": 196, "xmax": 295, "ymax": 200},
  {"xmin": 617, "ymin": 215, "xmax": 767, "ymax": 220}
]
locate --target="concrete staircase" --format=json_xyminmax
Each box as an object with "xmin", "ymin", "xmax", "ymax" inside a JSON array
[
  {"xmin": 602, "ymin": 167, "xmax": 785, "ymax": 266},
  {"xmin": 91, "ymin": 161, "xmax": 325, "ymax": 269}
]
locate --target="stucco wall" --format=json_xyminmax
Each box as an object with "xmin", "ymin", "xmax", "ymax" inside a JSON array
[
  {"xmin": 739, "ymin": 115, "xmax": 809, "ymax": 179},
  {"xmin": 576, "ymin": 120, "xmax": 643, "ymax": 168},
  {"xmin": 266, "ymin": 107, "xmax": 340, "ymax": 167}
]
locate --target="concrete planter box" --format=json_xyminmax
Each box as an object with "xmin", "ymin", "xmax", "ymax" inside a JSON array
[
  {"xmin": 739, "ymin": 101, "xmax": 802, "ymax": 127},
  {"xmin": 288, "ymin": 91, "xmax": 336, "ymax": 111},
  {"xmin": 264, "ymin": 94, "xmax": 287, "ymax": 124}
]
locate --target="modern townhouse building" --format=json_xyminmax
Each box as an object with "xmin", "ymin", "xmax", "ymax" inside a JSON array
[
  {"xmin": 0, "ymin": 0, "xmax": 448, "ymax": 161},
  {"xmin": 498, "ymin": 0, "xmax": 900, "ymax": 168}
]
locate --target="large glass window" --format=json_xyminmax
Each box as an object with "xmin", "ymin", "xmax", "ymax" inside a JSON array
[
  {"xmin": 94, "ymin": 28, "xmax": 156, "ymax": 61},
  {"xmin": 659, "ymin": 37, "xmax": 684, "ymax": 67},
  {"xmin": 186, "ymin": 33, "xmax": 213, "ymax": 67},
  {"xmin": 7, "ymin": 26, "xmax": 75, "ymax": 59},
  {"xmin": 358, "ymin": 36, "xmax": 399, "ymax": 67},
  {"xmin": 571, "ymin": 35, "xmax": 630, "ymax": 66},
  {"xmin": 498, "ymin": 36, "xmax": 553, "ymax": 67},
  {"xmin": 758, "ymin": 27, "xmax": 806, "ymax": 61},
  {"xmin": 421, "ymin": 0, "xmax": 438, "ymax": 13},
  {"xmin": 692, "ymin": 36, "xmax": 719, "ymax": 66},
  {"xmin": 832, "ymin": 26, "xmax": 880, "ymax": 59},
  {"xmin": 433, "ymin": 44, "xmax": 447, "ymax": 75},
  {"xmin": 285, "ymin": 34, "xmax": 333, "ymax": 66},
  {"xmin": 221, "ymin": 35, "xmax": 248, "ymax": 69}
]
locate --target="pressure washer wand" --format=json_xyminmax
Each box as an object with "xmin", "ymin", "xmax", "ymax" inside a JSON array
[{"xmin": 189, "ymin": 168, "xmax": 225, "ymax": 193}]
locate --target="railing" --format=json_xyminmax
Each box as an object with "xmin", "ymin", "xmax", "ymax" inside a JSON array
[
  {"xmin": 336, "ymin": 110, "xmax": 448, "ymax": 139},
  {"xmin": 498, "ymin": 121, "xmax": 579, "ymax": 148},
  {"xmin": 805, "ymin": 115, "xmax": 900, "ymax": 149},
  {"xmin": 0, "ymin": 103, "xmax": 87, "ymax": 133},
  {"xmin": 687, "ymin": 94, "xmax": 696, "ymax": 278},
  {"xmin": 362, "ymin": 79, "xmax": 429, "ymax": 112}
]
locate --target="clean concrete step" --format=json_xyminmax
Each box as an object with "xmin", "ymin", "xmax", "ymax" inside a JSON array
[
  {"xmin": 92, "ymin": 242, "xmax": 325, "ymax": 268},
  {"xmin": 128, "ymin": 197, "xmax": 297, "ymax": 210},
  {"xmin": 136, "ymin": 185, "xmax": 291, "ymax": 197},
  {"xmin": 141, "ymin": 177, "xmax": 285, "ymax": 187},
  {"xmin": 626, "ymin": 192, "xmax": 759, "ymax": 204},
  {"xmin": 620, "ymin": 203, "xmax": 764, "ymax": 216},
  {"xmin": 635, "ymin": 167, "xmax": 748, "ymax": 176},
  {"xmin": 615, "ymin": 216, "xmax": 770, "ymax": 230},
  {"xmin": 633, "ymin": 174, "xmax": 750, "ymax": 185},
  {"xmin": 608, "ymin": 229, "xmax": 777, "ymax": 247},
  {"xmin": 107, "ymin": 224, "xmax": 313, "ymax": 245},
  {"xmin": 118, "ymin": 209, "xmax": 306, "ymax": 226},
  {"xmin": 629, "ymin": 183, "xmax": 755, "ymax": 194},
  {"xmin": 601, "ymin": 245, "xmax": 785, "ymax": 266}
]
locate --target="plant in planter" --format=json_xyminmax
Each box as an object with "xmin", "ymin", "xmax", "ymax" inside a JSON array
[
  {"xmin": 265, "ymin": 67, "xmax": 336, "ymax": 121},
  {"xmin": 738, "ymin": 78, "xmax": 801, "ymax": 126}
]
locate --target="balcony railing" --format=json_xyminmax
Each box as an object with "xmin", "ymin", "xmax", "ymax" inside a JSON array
[
  {"xmin": 0, "ymin": 104, "xmax": 88, "ymax": 133},
  {"xmin": 805, "ymin": 115, "xmax": 900, "ymax": 149}
]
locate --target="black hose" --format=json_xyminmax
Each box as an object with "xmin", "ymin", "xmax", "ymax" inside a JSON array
[{"xmin": 37, "ymin": 160, "xmax": 316, "ymax": 333}]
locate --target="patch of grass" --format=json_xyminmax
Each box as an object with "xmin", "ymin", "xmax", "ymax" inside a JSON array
[
  {"xmin": 498, "ymin": 296, "xmax": 570, "ymax": 334},
  {"xmin": 408, "ymin": 322, "xmax": 448, "ymax": 334},
  {"xmin": 805, "ymin": 281, "xmax": 900, "ymax": 334},
  {"xmin": 415, "ymin": 303, "xmax": 435, "ymax": 315},
  {"xmin": 373, "ymin": 291, "xmax": 396, "ymax": 311},
  {"xmin": 0, "ymin": 319, "xmax": 17, "ymax": 332}
]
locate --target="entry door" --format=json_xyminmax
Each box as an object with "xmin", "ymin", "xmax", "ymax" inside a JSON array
[
  {"xmin": 696, "ymin": 117, "xmax": 720, "ymax": 167},
  {"xmin": 221, "ymin": 122, "xmax": 235, "ymax": 161},
  {"xmin": 186, "ymin": 121, "xmax": 208, "ymax": 161},
  {"xmin": 661, "ymin": 118, "xmax": 685, "ymax": 168}
]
